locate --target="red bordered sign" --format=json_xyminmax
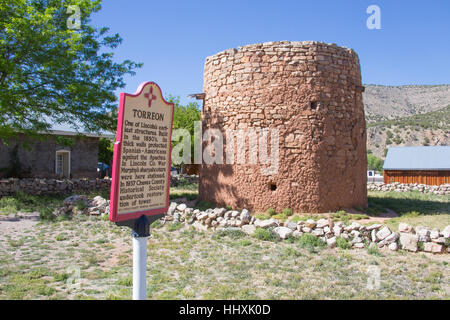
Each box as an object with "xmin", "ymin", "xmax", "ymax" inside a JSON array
[{"xmin": 109, "ymin": 82, "xmax": 174, "ymax": 223}]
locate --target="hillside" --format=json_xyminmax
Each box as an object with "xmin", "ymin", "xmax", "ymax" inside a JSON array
[
  {"xmin": 366, "ymin": 105, "xmax": 450, "ymax": 159},
  {"xmin": 363, "ymin": 84, "xmax": 450, "ymax": 124}
]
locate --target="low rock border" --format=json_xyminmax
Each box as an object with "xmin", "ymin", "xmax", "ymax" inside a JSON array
[
  {"xmin": 0, "ymin": 174, "xmax": 198, "ymax": 196},
  {"xmin": 51, "ymin": 195, "xmax": 450, "ymax": 254},
  {"xmin": 368, "ymin": 182, "xmax": 450, "ymax": 195},
  {"xmin": 163, "ymin": 202, "xmax": 450, "ymax": 254}
]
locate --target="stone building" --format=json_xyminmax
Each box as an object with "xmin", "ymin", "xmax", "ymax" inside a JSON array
[
  {"xmin": 199, "ymin": 41, "xmax": 367, "ymax": 213},
  {"xmin": 0, "ymin": 130, "xmax": 111, "ymax": 179}
]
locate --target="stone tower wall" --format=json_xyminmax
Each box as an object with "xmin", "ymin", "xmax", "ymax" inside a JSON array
[{"xmin": 199, "ymin": 41, "xmax": 367, "ymax": 213}]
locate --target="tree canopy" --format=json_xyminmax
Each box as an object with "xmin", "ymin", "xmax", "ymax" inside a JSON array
[
  {"xmin": 167, "ymin": 95, "xmax": 201, "ymax": 166},
  {"xmin": 0, "ymin": 0, "xmax": 142, "ymax": 140},
  {"xmin": 367, "ymin": 153, "xmax": 384, "ymax": 172}
]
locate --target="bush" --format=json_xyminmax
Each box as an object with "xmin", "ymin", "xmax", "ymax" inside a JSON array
[
  {"xmin": 0, "ymin": 197, "xmax": 19, "ymax": 215},
  {"xmin": 266, "ymin": 208, "xmax": 276, "ymax": 216},
  {"xmin": 39, "ymin": 208, "xmax": 55, "ymax": 221},
  {"xmin": 253, "ymin": 228, "xmax": 279, "ymax": 242},
  {"xmin": 367, "ymin": 153, "xmax": 384, "ymax": 172},
  {"xmin": 281, "ymin": 208, "xmax": 293, "ymax": 217},
  {"xmin": 367, "ymin": 244, "xmax": 383, "ymax": 256},
  {"xmin": 75, "ymin": 199, "xmax": 86, "ymax": 211},
  {"xmin": 297, "ymin": 233, "xmax": 326, "ymax": 249},
  {"xmin": 336, "ymin": 236, "xmax": 351, "ymax": 250}
]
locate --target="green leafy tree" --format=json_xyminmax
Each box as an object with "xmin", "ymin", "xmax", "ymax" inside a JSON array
[
  {"xmin": 167, "ymin": 95, "xmax": 201, "ymax": 168},
  {"xmin": 98, "ymin": 137, "xmax": 113, "ymax": 165},
  {"xmin": 367, "ymin": 153, "xmax": 384, "ymax": 172},
  {"xmin": 0, "ymin": 0, "xmax": 142, "ymax": 140}
]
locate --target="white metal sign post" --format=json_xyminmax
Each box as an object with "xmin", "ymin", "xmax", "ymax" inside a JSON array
[
  {"xmin": 132, "ymin": 216, "xmax": 150, "ymax": 300},
  {"xmin": 109, "ymin": 82, "xmax": 174, "ymax": 300}
]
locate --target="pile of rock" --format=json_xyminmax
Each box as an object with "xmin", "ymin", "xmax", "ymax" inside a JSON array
[
  {"xmin": 368, "ymin": 182, "xmax": 450, "ymax": 195},
  {"xmin": 162, "ymin": 201, "xmax": 450, "ymax": 254},
  {"xmin": 53, "ymin": 195, "xmax": 110, "ymax": 217},
  {"xmin": 398, "ymin": 223, "xmax": 449, "ymax": 254}
]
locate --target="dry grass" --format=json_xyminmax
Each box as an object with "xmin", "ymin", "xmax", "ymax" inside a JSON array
[
  {"xmin": 0, "ymin": 189, "xmax": 448, "ymax": 300},
  {"xmin": 0, "ymin": 214, "xmax": 448, "ymax": 300}
]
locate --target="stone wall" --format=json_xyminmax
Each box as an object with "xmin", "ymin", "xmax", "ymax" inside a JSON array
[
  {"xmin": 200, "ymin": 41, "xmax": 367, "ymax": 213},
  {"xmin": 368, "ymin": 182, "xmax": 450, "ymax": 195},
  {"xmin": 0, "ymin": 134, "xmax": 99, "ymax": 179},
  {"xmin": 0, "ymin": 178, "xmax": 111, "ymax": 196},
  {"xmin": 0, "ymin": 174, "xmax": 199, "ymax": 196},
  {"xmin": 162, "ymin": 201, "xmax": 450, "ymax": 254}
]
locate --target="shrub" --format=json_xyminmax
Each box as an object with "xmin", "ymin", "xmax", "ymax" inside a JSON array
[
  {"xmin": 253, "ymin": 228, "xmax": 279, "ymax": 242},
  {"xmin": 336, "ymin": 236, "xmax": 351, "ymax": 250},
  {"xmin": 297, "ymin": 233, "xmax": 326, "ymax": 249},
  {"xmin": 281, "ymin": 208, "xmax": 293, "ymax": 217},
  {"xmin": 75, "ymin": 199, "xmax": 86, "ymax": 211},
  {"xmin": 266, "ymin": 208, "xmax": 276, "ymax": 216},
  {"xmin": 39, "ymin": 208, "xmax": 55, "ymax": 221},
  {"xmin": 367, "ymin": 244, "xmax": 383, "ymax": 256}
]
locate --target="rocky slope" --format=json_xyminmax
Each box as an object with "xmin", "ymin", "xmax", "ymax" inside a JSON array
[
  {"xmin": 363, "ymin": 84, "xmax": 450, "ymax": 123},
  {"xmin": 363, "ymin": 85, "xmax": 450, "ymax": 159}
]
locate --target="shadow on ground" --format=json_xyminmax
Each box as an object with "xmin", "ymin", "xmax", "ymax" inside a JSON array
[{"xmin": 367, "ymin": 191, "xmax": 450, "ymax": 216}]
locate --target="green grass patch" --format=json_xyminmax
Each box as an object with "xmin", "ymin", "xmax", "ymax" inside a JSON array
[
  {"xmin": 367, "ymin": 191, "xmax": 449, "ymax": 216},
  {"xmin": 167, "ymin": 222, "xmax": 183, "ymax": 232},
  {"xmin": 213, "ymin": 228, "xmax": 246, "ymax": 240},
  {"xmin": 336, "ymin": 236, "xmax": 351, "ymax": 250},
  {"xmin": 116, "ymin": 276, "xmax": 133, "ymax": 286},
  {"xmin": 332, "ymin": 210, "xmax": 369, "ymax": 224},
  {"xmin": 296, "ymin": 233, "xmax": 326, "ymax": 252},
  {"xmin": 195, "ymin": 201, "xmax": 214, "ymax": 211},
  {"xmin": 252, "ymin": 228, "xmax": 279, "ymax": 242},
  {"xmin": 255, "ymin": 213, "xmax": 270, "ymax": 220}
]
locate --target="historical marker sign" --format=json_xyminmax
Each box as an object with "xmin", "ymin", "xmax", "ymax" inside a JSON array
[{"xmin": 110, "ymin": 82, "xmax": 174, "ymax": 223}]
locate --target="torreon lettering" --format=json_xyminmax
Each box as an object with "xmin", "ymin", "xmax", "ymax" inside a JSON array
[{"xmin": 133, "ymin": 109, "xmax": 164, "ymax": 121}]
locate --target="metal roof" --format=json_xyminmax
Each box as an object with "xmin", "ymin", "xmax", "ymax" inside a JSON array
[{"xmin": 383, "ymin": 146, "xmax": 450, "ymax": 170}]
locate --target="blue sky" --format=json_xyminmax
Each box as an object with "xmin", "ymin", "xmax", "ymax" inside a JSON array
[{"xmin": 91, "ymin": 0, "xmax": 450, "ymax": 106}]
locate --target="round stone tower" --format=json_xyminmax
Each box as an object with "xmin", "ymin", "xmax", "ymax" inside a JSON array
[{"xmin": 199, "ymin": 41, "xmax": 367, "ymax": 213}]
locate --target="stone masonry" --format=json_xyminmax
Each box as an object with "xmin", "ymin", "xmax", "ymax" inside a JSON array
[{"xmin": 199, "ymin": 41, "xmax": 367, "ymax": 213}]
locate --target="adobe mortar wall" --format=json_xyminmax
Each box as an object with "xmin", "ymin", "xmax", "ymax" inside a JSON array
[
  {"xmin": 199, "ymin": 41, "xmax": 367, "ymax": 213},
  {"xmin": 0, "ymin": 134, "xmax": 99, "ymax": 179}
]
